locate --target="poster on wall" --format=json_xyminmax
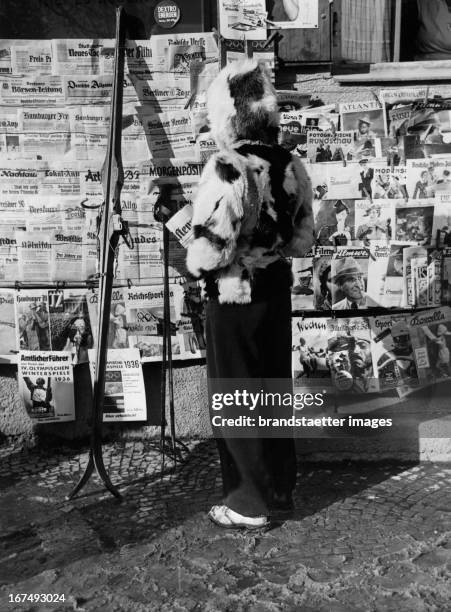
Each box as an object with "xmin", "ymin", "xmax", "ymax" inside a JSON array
[
  {"xmin": 88, "ymin": 348, "xmax": 147, "ymax": 422},
  {"xmin": 18, "ymin": 350, "xmax": 75, "ymax": 423},
  {"xmin": 218, "ymin": 0, "xmax": 268, "ymax": 40},
  {"xmin": 267, "ymin": 0, "xmax": 319, "ymax": 29}
]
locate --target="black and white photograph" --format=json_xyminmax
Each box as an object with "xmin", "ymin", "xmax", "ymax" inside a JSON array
[{"xmin": 0, "ymin": 2, "xmax": 451, "ymax": 610}]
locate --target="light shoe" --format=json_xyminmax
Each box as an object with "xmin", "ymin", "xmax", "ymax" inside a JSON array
[{"xmin": 208, "ymin": 504, "xmax": 270, "ymax": 530}]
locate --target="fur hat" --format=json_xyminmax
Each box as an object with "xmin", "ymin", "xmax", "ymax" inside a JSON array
[{"xmin": 206, "ymin": 60, "xmax": 279, "ymax": 149}]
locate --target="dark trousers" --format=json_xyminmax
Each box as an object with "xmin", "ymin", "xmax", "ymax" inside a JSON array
[{"xmin": 205, "ymin": 288, "xmax": 297, "ymax": 517}]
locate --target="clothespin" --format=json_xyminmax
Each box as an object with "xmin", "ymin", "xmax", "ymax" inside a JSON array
[
  {"xmin": 15, "ymin": 280, "xmax": 21, "ymax": 292},
  {"xmin": 127, "ymin": 278, "xmax": 133, "ymax": 289}
]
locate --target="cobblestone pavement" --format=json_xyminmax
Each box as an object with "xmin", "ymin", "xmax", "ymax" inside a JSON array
[{"xmin": 0, "ymin": 440, "xmax": 450, "ymax": 612}]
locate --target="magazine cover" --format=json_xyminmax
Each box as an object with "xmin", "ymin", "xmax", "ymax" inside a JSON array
[
  {"xmin": 308, "ymin": 160, "xmax": 386, "ymax": 201},
  {"xmin": 354, "ymin": 199, "xmax": 394, "ymax": 245},
  {"xmin": 0, "ymin": 289, "xmax": 17, "ymax": 363},
  {"xmin": 292, "ymin": 317, "xmax": 330, "ymax": 382},
  {"xmin": 383, "ymin": 244, "xmax": 409, "ymax": 308},
  {"xmin": 291, "ymin": 251, "xmax": 314, "ymax": 312},
  {"xmin": 406, "ymin": 159, "xmax": 451, "ymax": 200},
  {"xmin": 124, "ymin": 284, "xmax": 184, "ymax": 362},
  {"xmin": 18, "ymin": 350, "xmax": 74, "ymax": 422},
  {"xmin": 47, "ymin": 289, "xmax": 94, "ymax": 364},
  {"xmin": 87, "ymin": 287, "xmax": 127, "ymax": 350},
  {"xmin": 15, "ymin": 290, "xmax": 51, "ymax": 352},
  {"xmin": 380, "ymin": 87, "xmax": 428, "ymax": 137},
  {"xmin": 408, "ymin": 306, "xmax": 451, "ymax": 386},
  {"xmin": 442, "ymin": 247, "xmax": 451, "ymax": 305},
  {"xmin": 313, "ymin": 246, "xmax": 334, "ymax": 311},
  {"xmin": 174, "ymin": 280, "xmax": 206, "ymax": 359},
  {"xmin": 88, "ymin": 348, "xmax": 147, "ymax": 422},
  {"xmin": 402, "ymin": 245, "xmax": 427, "ymax": 307},
  {"xmin": 367, "ymin": 244, "xmax": 391, "ymax": 307},
  {"xmin": 314, "ymin": 199, "xmax": 356, "ymax": 246},
  {"xmin": 331, "ymin": 247, "xmax": 372, "ymax": 310},
  {"xmin": 370, "ymin": 314, "xmax": 418, "ymax": 393},
  {"xmin": 327, "ymin": 317, "xmax": 377, "ymax": 393},
  {"xmin": 339, "ymin": 100, "xmax": 385, "ymax": 139},
  {"xmin": 394, "ymin": 199, "xmax": 434, "ymax": 244},
  {"xmin": 306, "ymin": 131, "xmax": 355, "ymax": 163},
  {"xmin": 432, "ymin": 196, "xmax": 451, "ymax": 246},
  {"xmin": 372, "ymin": 165, "xmax": 408, "ymax": 200}
]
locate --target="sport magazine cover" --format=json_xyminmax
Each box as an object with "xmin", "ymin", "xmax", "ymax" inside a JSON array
[{"xmin": 18, "ymin": 350, "xmax": 74, "ymax": 423}]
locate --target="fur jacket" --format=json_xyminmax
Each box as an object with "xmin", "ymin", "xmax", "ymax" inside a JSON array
[{"xmin": 186, "ymin": 61, "xmax": 314, "ymax": 304}]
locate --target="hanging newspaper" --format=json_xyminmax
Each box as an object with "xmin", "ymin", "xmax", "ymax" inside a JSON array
[
  {"xmin": 142, "ymin": 110, "xmax": 195, "ymax": 159},
  {"xmin": 0, "ymin": 161, "xmax": 45, "ymax": 197},
  {"xmin": 393, "ymin": 198, "xmax": 434, "ymax": 245},
  {"xmin": 18, "ymin": 107, "xmax": 72, "ymax": 159},
  {"xmin": 68, "ymin": 105, "xmax": 110, "ymax": 161},
  {"xmin": 0, "ymin": 76, "xmax": 65, "ymax": 106},
  {"xmin": 291, "ymin": 250, "xmax": 315, "ymax": 311},
  {"xmin": 151, "ymin": 32, "xmax": 218, "ymax": 75},
  {"xmin": 88, "ymin": 348, "xmax": 147, "ymax": 422},
  {"xmin": 18, "ymin": 350, "xmax": 75, "ymax": 422},
  {"xmin": 62, "ymin": 74, "xmax": 137, "ymax": 104},
  {"xmin": 16, "ymin": 230, "xmax": 53, "ymax": 283},
  {"xmin": 314, "ymin": 198, "xmax": 355, "ymax": 246},
  {"xmin": 124, "ymin": 40, "xmax": 155, "ymax": 81},
  {"xmin": 134, "ymin": 75, "xmax": 191, "ymax": 112},
  {"xmin": 0, "ymin": 39, "xmax": 16, "ymax": 74},
  {"xmin": 313, "ymin": 246, "xmax": 334, "ymax": 310},
  {"xmin": 370, "ymin": 314, "xmax": 418, "ymax": 394},
  {"xmin": 292, "ymin": 317, "xmax": 330, "ymax": 383},
  {"xmin": 124, "ymin": 284, "xmax": 185, "ymax": 362},
  {"xmin": 355, "ymin": 199, "xmax": 393, "ymax": 245},
  {"xmin": 218, "ymin": 0, "xmax": 267, "ymax": 41},
  {"xmin": 327, "ymin": 316, "xmax": 378, "ymax": 393},
  {"xmin": 406, "ymin": 159, "xmax": 451, "ymax": 200},
  {"xmin": 0, "ymin": 289, "xmax": 17, "ymax": 364},
  {"xmin": 10, "ymin": 41, "xmax": 53, "ymax": 75},
  {"xmin": 0, "ymin": 107, "xmax": 20, "ymax": 158},
  {"xmin": 51, "ymin": 39, "xmax": 115, "ymax": 75},
  {"xmin": 0, "ymin": 226, "xmax": 20, "ymax": 282},
  {"xmin": 408, "ymin": 306, "xmax": 451, "ymax": 386}
]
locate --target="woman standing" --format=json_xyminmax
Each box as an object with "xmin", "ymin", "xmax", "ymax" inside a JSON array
[{"xmin": 186, "ymin": 61, "xmax": 314, "ymax": 529}]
